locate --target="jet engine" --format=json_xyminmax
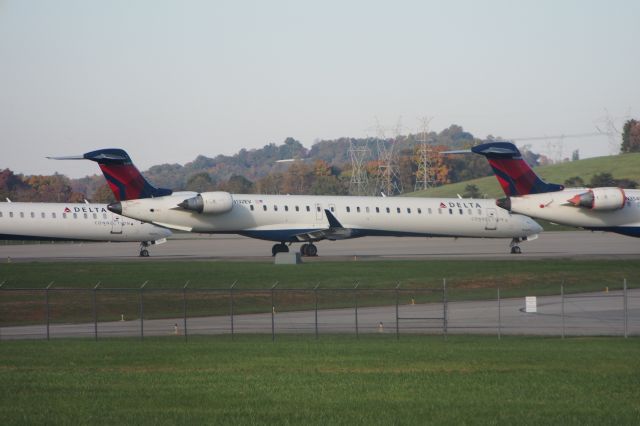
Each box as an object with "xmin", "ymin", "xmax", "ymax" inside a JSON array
[
  {"xmin": 567, "ymin": 187, "xmax": 626, "ymax": 211},
  {"xmin": 178, "ymin": 191, "xmax": 233, "ymax": 214}
]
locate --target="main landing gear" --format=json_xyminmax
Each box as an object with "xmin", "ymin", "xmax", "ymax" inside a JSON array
[
  {"xmin": 510, "ymin": 238, "xmax": 522, "ymax": 254},
  {"xmin": 139, "ymin": 241, "xmax": 151, "ymax": 257},
  {"xmin": 300, "ymin": 243, "xmax": 318, "ymax": 257},
  {"xmin": 271, "ymin": 242, "xmax": 319, "ymax": 257},
  {"xmin": 271, "ymin": 242, "xmax": 289, "ymax": 256}
]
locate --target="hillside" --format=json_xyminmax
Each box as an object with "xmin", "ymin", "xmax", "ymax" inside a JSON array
[{"xmin": 407, "ymin": 152, "xmax": 640, "ymax": 199}]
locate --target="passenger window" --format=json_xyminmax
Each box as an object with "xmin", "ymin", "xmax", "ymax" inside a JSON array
[
  {"xmin": 0, "ymin": 212, "xmax": 3, "ymax": 218},
  {"xmin": 274, "ymin": 205, "xmax": 278, "ymax": 211},
  {"xmin": 102, "ymin": 213, "xmax": 106, "ymax": 219},
  {"xmin": 295, "ymin": 206, "xmax": 299, "ymax": 212},
  {"xmin": 285, "ymin": 206, "xmax": 289, "ymax": 212},
  {"xmin": 62, "ymin": 213, "xmax": 66, "ymax": 219},
  {"xmin": 407, "ymin": 208, "xmax": 411, "ymax": 214},
  {"xmin": 52, "ymin": 213, "xmax": 56, "ymax": 219},
  {"xmin": 306, "ymin": 206, "xmax": 310, "ymax": 212},
  {"xmin": 9, "ymin": 212, "xmax": 13, "ymax": 218},
  {"xmin": 84, "ymin": 213, "xmax": 88, "ymax": 219},
  {"xmin": 20, "ymin": 212, "xmax": 24, "ymax": 218},
  {"xmin": 93, "ymin": 213, "xmax": 97, "ymax": 219},
  {"xmin": 428, "ymin": 208, "xmax": 432, "ymax": 214},
  {"xmin": 30, "ymin": 212, "xmax": 35, "ymax": 218},
  {"xmin": 375, "ymin": 207, "xmax": 380, "ymax": 213},
  {"xmin": 41, "ymin": 212, "xmax": 45, "ymax": 218},
  {"xmin": 330, "ymin": 206, "xmax": 335, "ymax": 212},
  {"xmin": 459, "ymin": 209, "xmax": 463, "ymax": 215},
  {"xmin": 346, "ymin": 207, "xmax": 351, "ymax": 213},
  {"xmin": 396, "ymin": 207, "xmax": 401, "ymax": 213},
  {"xmin": 366, "ymin": 207, "xmax": 370, "ymax": 213},
  {"xmin": 73, "ymin": 213, "xmax": 78, "ymax": 219},
  {"xmin": 386, "ymin": 207, "xmax": 390, "ymax": 213},
  {"xmin": 356, "ymin": 207, "xmax": 360, "ymax": 213},
  {"xmin": 417, "ymin": 208, "xmax": 422, "ymax": 214},
  {"xmin": 263, "ymin": 205, "xmax": 267, "ymax": 211},
  {"xmin": 477, "ymin": 209, "xmax": 482, "ymax": 215},
  {"xmin": 317, "ymin": 206, "xmax": 321, "ymax": 212},
  {"xmin": 449, "ymin": 209, "xmax": 453, "ymax": 215},
  {"xmin": 250, "ymin": 205, "xmax": 254, "ymax": 211}
]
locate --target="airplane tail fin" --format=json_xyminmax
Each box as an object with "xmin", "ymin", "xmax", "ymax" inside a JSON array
[
  {"xmin": 471, "ymin": 142, "xmax": 564, "ymax": 196},
  {"xmin": 49, "ymin": 149, "xmax": 172, "ymax": 201}
]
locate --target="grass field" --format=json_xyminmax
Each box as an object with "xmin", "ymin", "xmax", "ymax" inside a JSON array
[
  {"xmin": 1, "ymin": 259, "xmax": 636, "ymax": 325},
  {"xmin": 0, "ymin": 335, "xmax": 638, "ymax": 425}
]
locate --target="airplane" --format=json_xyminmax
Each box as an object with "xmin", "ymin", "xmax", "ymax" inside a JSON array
[
  {"xmin": 0, "ymin": 201, "xmax": 172, "ymax": 256},
  {"xmin": 55, "ymin": 148, "xmax": 544, "ymax": 255},
  {"xmin": 467, "ymin": 141, "xmax": 640, "ymax": 238}
]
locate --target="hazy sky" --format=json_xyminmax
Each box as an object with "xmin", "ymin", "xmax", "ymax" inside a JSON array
[{"xmin": 1, "ymin": 0, "xmax": 639, "ymax": 177}]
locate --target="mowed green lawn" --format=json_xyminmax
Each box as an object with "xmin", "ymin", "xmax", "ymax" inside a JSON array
[{"xmin": 0, "ymin": 336, "xmax": 638, "ymax": 425}]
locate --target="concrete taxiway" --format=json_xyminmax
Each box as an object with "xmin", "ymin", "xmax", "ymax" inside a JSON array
[{"xmin": 0, "ymin": 231, "xmax": 637, "ymax": 261}]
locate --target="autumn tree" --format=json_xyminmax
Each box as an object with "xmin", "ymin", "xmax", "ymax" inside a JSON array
[
  {"xmin": 222, "ymin": 175, "xmax": 254, "ymax": 193},
  {"xmin": 92, "ymin": 184, "xmax": 116, "ymax": 203},
  {"xmin": 185, "ymin": 172, "xmax": 216, "ymax": 193},
  {"xmin": 621, "ymin": 119, "xmax": 640, "ymax": 153}
]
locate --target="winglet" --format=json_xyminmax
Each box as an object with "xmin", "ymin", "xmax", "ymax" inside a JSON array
[
  {"xmin": 324, "ymin": 209, "xmax": 344, "ymax": 228},
  {"xmin": 50, "ymin": 148, "xmax": 172, "ymax": 201}
]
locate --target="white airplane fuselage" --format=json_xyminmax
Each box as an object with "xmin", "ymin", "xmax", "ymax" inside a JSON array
[
  {"xmin": 506, "ymin": 188, "xmax": 640, "ymax": 237},
  {"xmin": 0, "ymin": 202, "xmax": 172, "ymax": 242},
  {"xmin": 115, "ymin": 193, "xmax": 542, "ymax": 241}
]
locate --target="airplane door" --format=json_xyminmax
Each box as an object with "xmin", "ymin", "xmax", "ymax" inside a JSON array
[
  {"xmin": 111, "ymin": 216, "xmax": 124, "ymax": 234},
  {"xmin": 485, "ymin": 208, "xmax": 497, "ymax": 230}
]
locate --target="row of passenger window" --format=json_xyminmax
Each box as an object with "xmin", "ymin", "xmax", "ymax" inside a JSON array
[
  {"xmin": 247, "ymin": 204, "xmax": 483, "ymax": 216},
  {"xmin": 0, "ymin": 211, "xmax": 109, "ymax": 220}
]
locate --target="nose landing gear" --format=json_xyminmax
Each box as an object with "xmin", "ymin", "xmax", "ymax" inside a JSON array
[
  {"xmin": 510, "ymin": 238, "xmax": 522, "ymax": 254},
  {"xmin": 139, "ymin": 241, "xmax": 150, "ymax": 257}
]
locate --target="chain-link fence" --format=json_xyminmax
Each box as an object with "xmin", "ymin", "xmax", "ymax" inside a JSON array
[{"xmin": 0, "ymin": 280, "xmax": 637, "ymax": 340}]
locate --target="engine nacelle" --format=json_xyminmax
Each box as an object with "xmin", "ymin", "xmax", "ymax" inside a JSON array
[
  {"xmin": 567, "ymin": 187, "xmax": 626, "ymax": 211},
  {"xmin": 178, "ymin": 191, "xmax": 233, "ymax": 214}
]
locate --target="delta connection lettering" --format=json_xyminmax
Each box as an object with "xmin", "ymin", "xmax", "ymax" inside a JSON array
[
  {"xmin": 65, "ymin": 206, "xmax": 109, "ymax": 213},
  {"xmin": 445, "ymin": 201, "xmax": 482, "ymax": 209}
]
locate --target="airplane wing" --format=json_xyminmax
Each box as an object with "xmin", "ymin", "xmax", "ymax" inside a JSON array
[{"xmin": 293, "ymin": 210, "xmax": 356, "ymax": 242}]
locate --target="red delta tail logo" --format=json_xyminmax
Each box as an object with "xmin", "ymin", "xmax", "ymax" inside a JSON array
[{"xmin": 64, "ymin": 207, "xmax": 71, "ymax": 213}]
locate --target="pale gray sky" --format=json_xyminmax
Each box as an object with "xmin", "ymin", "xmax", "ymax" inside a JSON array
[{"xmin": 1, "ymin": 0, "xmax": 639, "ymax": 177}]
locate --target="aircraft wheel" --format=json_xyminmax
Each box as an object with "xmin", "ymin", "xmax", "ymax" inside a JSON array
[
  {"xmin": 306, "ymin": 244, "xmax": 318, "ymax": 257},
  {"xmin": 510, "ymin": 246, "xmax": 521, "ymax": 254},
  {"xmin": 300, "ymin": 244, "xmax": 309, "ymax": 256},
  {"xmin": 272, "ymin": 243, "xmax": 289, "ymax": 256},
  {"xmin": 140, "ymin": 249, "xmax": 150, "ymax": 257}
]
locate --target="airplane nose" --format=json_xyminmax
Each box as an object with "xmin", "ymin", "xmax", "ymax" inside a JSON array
[{"xmin": 107, "ymin": 202, "xmax": 122, "ymax": 215}]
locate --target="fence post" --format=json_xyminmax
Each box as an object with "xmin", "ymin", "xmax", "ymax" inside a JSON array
[
  {"xmin": 271, "ymin": 282, "xmax": 278, "ymax": 342},
  {"xmin": 183, "ymin": 281, "xmax": 189, "ymax": 342},
  {"xmin": 354, "ymin": 282, "xmax": 359, "ymax": 339},
  {"xmin": 139, "ymin": 281, "xmax": 147, "ymax": 341},
  {"xmin": 561, "ymin": 283, "xmax": 565, "ymax": 339},
  {"xmin": 45, "ymin": 282, "xmax": 54, "ymax": 341},
  {"xmin": 314, "ymin": 283, "xmax": 319, "ymax": 339},
  {"xmin": 497, "ymin": 288, "xmax": 501, "ymax": 340},
  {"xmin": 395, "ymin": 282, "xmax": 401, "ymax": 340},
  {"xmin": 93, "ymin": 282, "xmax": 100, "ymax": 341},
  {"xmin": 623, "ymin": 278, "xmax": 628, "ymax": 339},
  {"xmin": 443, "ymin": 278, "xmax": 448, "ymax": 338},
  {"xmin": 230, "ymin": 281, "xmax": 236, "ymax": 340}
]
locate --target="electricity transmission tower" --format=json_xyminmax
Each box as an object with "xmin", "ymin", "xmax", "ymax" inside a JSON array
[
  {"xmin": 348, "ymin": 138, "xmax": 370, "ymax": 196},
  {"xmin": 375, "ymin": 119, "xmax": 404, "ymax": 196},
  {"xmin": 414, "ymin": 117, "xmax": 435, "ymax": 191}
]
